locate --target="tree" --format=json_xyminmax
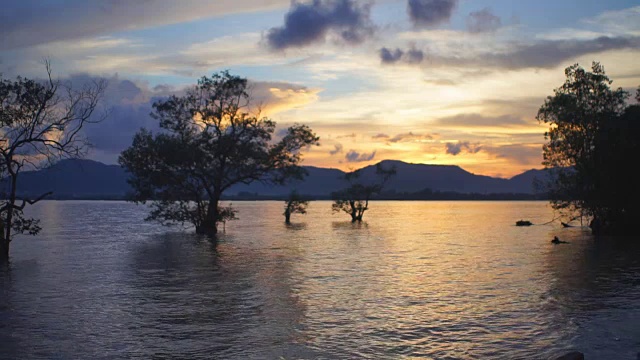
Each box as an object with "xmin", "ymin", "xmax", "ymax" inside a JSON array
[
  {"xmin": 119, "ymin": 71, "xmax": 319, "ymax": 236},
  {"xmin": 331, "ymin": 163, "xmax": 396, "ymax": 222},
  {"xmin": 0, "ymin": 63, "xmax": 107, "ymax": 261},
  {"xmin": 217, "ymin": 204, "xmax": 237, "ymax": 232},
  {"xmin": 537, "ymin": 62, "xmax": 640, "ymax": 235},
  {"xmin": 283, "ymin": 190, "xmax": 308, "ymax": 224}
]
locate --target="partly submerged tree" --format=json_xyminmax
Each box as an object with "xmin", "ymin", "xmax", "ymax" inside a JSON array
[
  {"xmin": 217, "ymin": 204, "xmax": 238, "ymax": 232},
  {"xmin": 119, "ymin": 71, "xmax": 319, "ymax": 236},
  {"xmin": 283, "ymin": 190, "xmax": 308, "ymax": 224},
  {"xmin": 537, "ymin": 62, "xmax": 640, "ymax": 236},
  {"xmin": 0, "ymin": 63, "xmax": 107, "ymax": 261},
  {"xmin": 331, "ymin": 163, "xmax": 396, "ymax": 222}
]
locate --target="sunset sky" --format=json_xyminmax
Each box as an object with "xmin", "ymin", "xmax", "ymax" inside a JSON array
[{"xmin": 1, "ymin": 0, "xmax": 639, "ymax": 178}]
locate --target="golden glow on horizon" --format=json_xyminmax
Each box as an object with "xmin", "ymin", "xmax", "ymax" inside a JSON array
[{"xmin": 6, "ymin": 3, "xmax": 638, "ymax": 179}]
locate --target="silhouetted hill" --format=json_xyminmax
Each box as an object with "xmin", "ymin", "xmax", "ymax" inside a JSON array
[
  {"xmin": 0, "ymin": 159, "xmax": 130, "ymax": 199},
  {"xmin": 0, "ymin": 159, "xmax": 553, "ymax": 200},
  {"xmin": 358, "ymin": 160, "xmax": 512, "ymax": 194},
  {"xmin": 507, "ymin": 168, "xmax": 553, "ymax": 194},
  {"xmin": 229, "ymin": 166, "xmax": 345, "ymax": 196}
]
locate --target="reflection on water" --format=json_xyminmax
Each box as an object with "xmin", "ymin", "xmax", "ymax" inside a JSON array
[{"xmin": 1, "ymin": 200, "xmax": 639, "ymax": 359}]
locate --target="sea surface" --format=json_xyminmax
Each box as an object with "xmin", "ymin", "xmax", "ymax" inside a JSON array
[{"xmin": 1, "ymin": 200, "xmax": 639, "ymax": 359}]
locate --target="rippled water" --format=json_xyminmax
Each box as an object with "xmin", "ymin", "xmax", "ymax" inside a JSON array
[{"xmin": 1, "ymin": 201, "xmax": 639, "ymax": 359}]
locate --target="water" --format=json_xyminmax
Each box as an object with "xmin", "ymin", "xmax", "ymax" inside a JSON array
[{"xmin": 1, "ymin": 201, "xmax": 639, "ymax": 359}]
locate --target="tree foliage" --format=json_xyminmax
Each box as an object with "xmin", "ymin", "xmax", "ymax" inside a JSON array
[
  {"xmin": 283, "ymin": 190, "xmax": 308, "ymax": 224},
  {"xmin": 119, "ymin": 71, "xmax": 319, "ymax": 235},
  {"xmin": 537, "ymin": 62, "xmax": 640, "ymax": 235},
  {"xmin": 331, "ymin": 163, "xmax": 396, "ymax": 222},
  {"xmin": 0, "ymin": 63, "xmax": 106, "ymax": 260}
]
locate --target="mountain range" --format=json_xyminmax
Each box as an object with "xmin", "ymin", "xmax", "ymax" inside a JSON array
[{"xmin": 0, "ymin": 159, "xmax": 551, "ymax": 200}]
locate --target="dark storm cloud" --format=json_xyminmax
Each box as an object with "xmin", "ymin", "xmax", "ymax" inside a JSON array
[
  {"xmin": 405, "ymin": 47, "xmax": 425, "ymax": 63},
  {"xmin": 379, "ymin": 46, "xmax": 424, "ymax": 64},
  {"xmin": 380, "ymin": 48, "xmax": 404, "ymax": 64},
  {"xmin": 378, "ymin": 36, "xmax": 640, "ymax": 70},
  {"xmin": 79, "ymin": 76, "xmax": 166, "ymax": 154},
  {"xmin": 42, "ymin": 74, "xmax": 316, "ymax": 163},
  {"xmin": 407, "ymin": 0, "xmax": 458, "ymax": 28},
  {"xmin": 345, "ymin": 149, "xmax": 376, "ymax": 162},
  {"xmin": 467, "ymin": 8, "xmax": 501, "ymax": 33},
  {"xmin": 445, "ymin": 141, "xmax": 482, "ymax": 156},
  {"xmin": 266, "ymin": 0, "xmax": 375, "ymax": 50},
  {"xmin": 329, "ymin": 143, "xmax": 344, "ymax": 155}
]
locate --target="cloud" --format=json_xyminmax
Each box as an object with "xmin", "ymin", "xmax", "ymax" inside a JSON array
[
  {"xmin": 2, "ymin": 32, "xmax": 296, "ymax": 80},
  {"xmin": 379, "ymin": 46, "xmax": 424, "ymax": 64},
  {"xmin": 483, "ymin": 143, "xmax": 543, "ymax": 165},
  {"xmin": 372, "ymin": 133, "xmax": 389, "ymax": 139},
  {"xmin": 494, "ymin": 36, "xmax": 640, "ymax": 69},
  {"xmin": 380, "ymin": 48, "xmax": 404, "ymax": 64},
  {"xmin": 329, "ymin": 143, "xmax": 344, "ymax": 155},
  {"xmin": 583, "ymin": 5, "xmax": 640, "ymax": 36},
  {"xmin": 28, "ymin": 73, "xmax": 321, "ymax": 164},
  {"xmin": 0, "ymin": 0, "xmax": 290, "ymax": 50},
  {"xmin": 407, "ymin": 0, "xmax": 458, "ymax": 28},
  {"xmin": 337, "ymin": 133, "xmax": 357, "ymax": 139},
  {"xmin": 265, "ymin": 0, "xmax": 375, "ymax": 50},
  {"xmin": 434, "ymin": 113, "xmax": 532, "ymax": 128},
  {"xmin": 247, "ymin": 81, "xmax": 321, "ymax": 115},
  {"xmin": 388, "ymin": 132, "xmax": 433, "ymax": 143},
  {"xmin": 379, "ymin": 35, "xmax": 640, "ymax": 69},
  {"xmin": 345, "ymin": 149, "xmax": 376, "ymax": 162},
  {"xmin": 445, "ymin": 141, "xmax": 482, "ymax": 156},
  {"xmin": 467, "ymin": 8, "xmax": 501, "ymax": 33}
]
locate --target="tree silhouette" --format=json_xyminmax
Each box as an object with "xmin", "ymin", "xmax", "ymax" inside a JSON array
[
  {"xmin": 283, "ymin": 190, "xmax": 308, "ymax": 224},
  {"xmin": 120, "ymin": 71, "xmax": 319, "ymax": 236},
  {"xmin": 331, "ymin": 163, "xmax": 396, "ymax": 222},
  {"xmin": 537, "ymin": 62, "xmax": 639, "ymax": 235},
  {"xmin": 0, "ymin": 62, "xmax": 107, "ymax": 261}
]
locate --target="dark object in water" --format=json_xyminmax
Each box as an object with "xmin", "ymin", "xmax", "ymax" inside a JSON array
[
  {"xmin": 554, "ymin": 351, "xmax": 584, "ymax": 360},
  {"xmin": 516, "ymin": 220, "xmax": 533, "ymax": 226},
  {"xmin": 551, "ymin": 236, "xmax": 569, "ymax": 244},
  {"xmin": 561, "ymin": 222, "xmax": 574, "ymax": 228}
]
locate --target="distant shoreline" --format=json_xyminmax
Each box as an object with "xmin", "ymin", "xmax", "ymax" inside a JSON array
[{"xmin": 15, "ymin": 192, "xmax": 549, "ymax": 202}]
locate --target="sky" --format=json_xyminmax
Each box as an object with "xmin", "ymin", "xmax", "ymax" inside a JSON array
[{"xmin": 1, "ymin": 0, "xmax": 639, "ymax": 178}]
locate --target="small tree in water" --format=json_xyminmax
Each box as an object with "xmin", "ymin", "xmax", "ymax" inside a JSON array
[
  {"xmin": 283, "ymin": 190, "xmax": 308, "ymax": 224},
  {"xmin": 537, "ymin": 62, "xmax": 640, "ymax": 235},
  {"xmin": 331, "ymin": 163, "xmax": 396, "ymax": 222},
  {"xmin": 119, "ymin": 71, "xmax": 319, "ymax": 236},
  {"xmin": 217, "ymin": 205, "xmax": 237, "ymax": 232}
]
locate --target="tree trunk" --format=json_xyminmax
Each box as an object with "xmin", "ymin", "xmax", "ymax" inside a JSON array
[
  {"xmin": 196, "ymin": 196, "xmax": 220, "ymax": 236},
  {"xmin": 0, "ymin": 205, "xmax": 8, "ymax": 262},
  {"xmin": 5, "ymin": 172, "xmax": 18, "ymax": 242},
  {"xmin": 0, "ymin": 240, "xmax": 8, "ymax": 263},
  {"xmin": 0, "ymin": 224, "xmax": 8, "ymax": 263},
  {"xmin": 349, "ymin": 201, "xmax": 358, "ymax": 222},
  {"xmin": 285, "ymin": 211, "xmax": 291, "ymax": 224}
]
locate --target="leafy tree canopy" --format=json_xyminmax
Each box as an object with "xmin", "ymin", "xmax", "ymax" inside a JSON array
[
  {"xmin": 119, "ymin": 71, "xmax": 319, "ymax": 235},
  {"xmin": 332, "ymin": 163, "xmax": 396, "ymax": 222},
  {"xmin": 537, "ymin": 62, "xmax": 640, "ymax": 235},
  {"xmin": 284, "ymin": 190, "xmax": 309, "ymax": 224}
]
